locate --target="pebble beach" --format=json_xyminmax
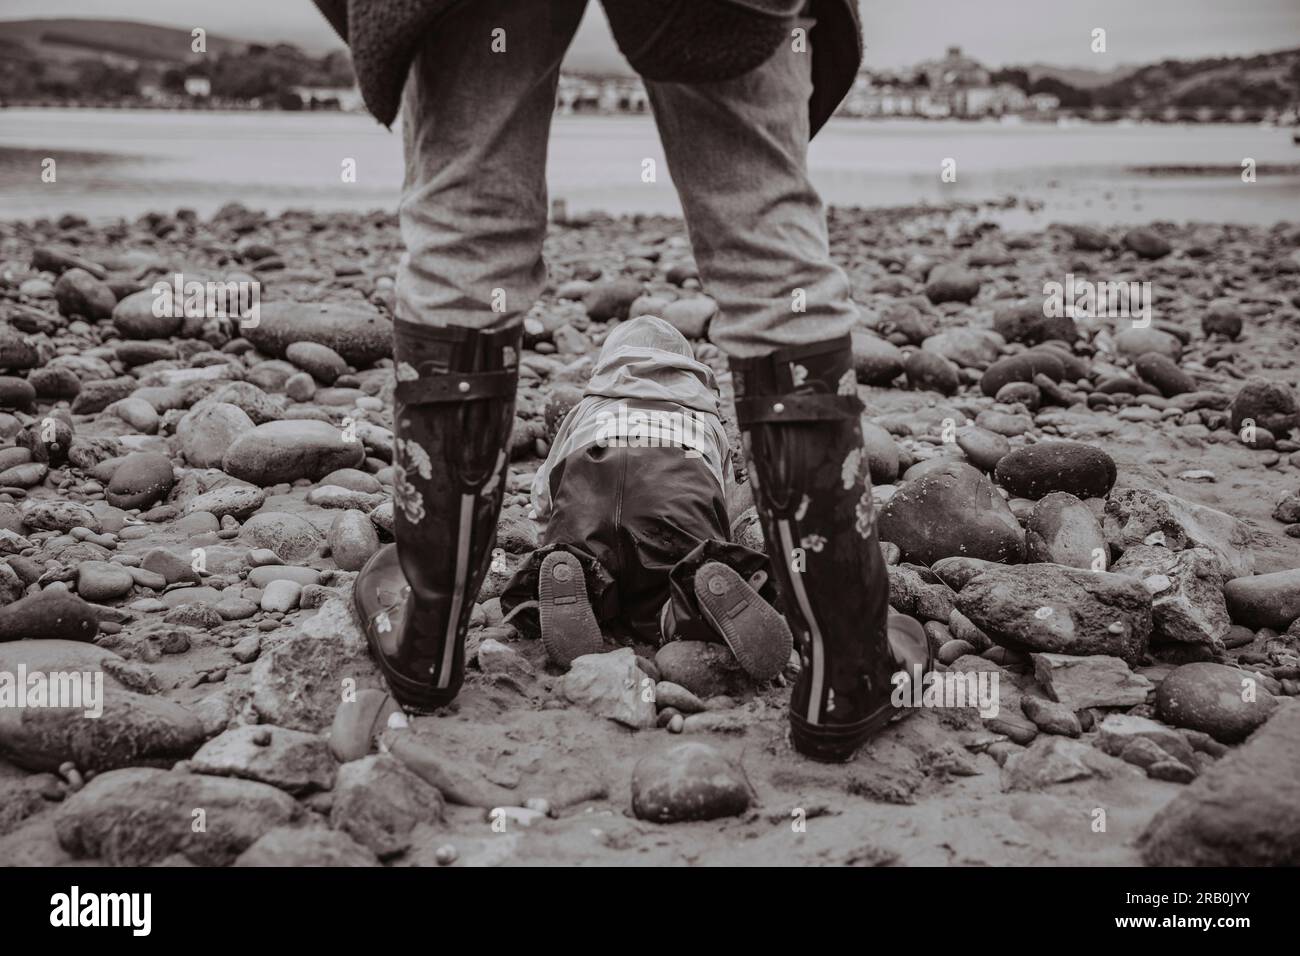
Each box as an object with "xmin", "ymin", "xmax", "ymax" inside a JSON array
[{"xmin": 0, "ymin": 200, "xmax": 1298, "ymax": 866}]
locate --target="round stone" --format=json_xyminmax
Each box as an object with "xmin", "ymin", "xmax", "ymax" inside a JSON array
[
  {"xmin": 106, "ymin": 451, "xmax": 175, "ymax": 510},
  {"xmin": 994, "ymin": 441, "xmax": 1117, "ymax": 500},
  {"xmin": 77, "ymin": 560, "xmax": 136, "ymax": 602},
  {"xmin": 1156, "ymin": 662, "xmax": 1277, "ymax": 744},
  {"xmin": 630, "ymin": 742, "xmax": 751, "ymax": 823}
]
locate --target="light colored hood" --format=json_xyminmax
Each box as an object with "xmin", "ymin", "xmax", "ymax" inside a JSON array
[{"xmin": 583, "ymin": 316, "xmax": 720, "ymax": 416}]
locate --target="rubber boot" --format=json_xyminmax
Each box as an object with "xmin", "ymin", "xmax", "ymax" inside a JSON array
[
  {"xmin": 352, "ymin": 320, "xmax": 520, "ymax": 712},
  {"xmin": 730, "ymin": 334, "xmax": 930, "ymax": 761}
]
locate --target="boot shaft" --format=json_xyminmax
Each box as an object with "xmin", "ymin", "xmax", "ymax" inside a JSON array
[
  {"xmin": 729, "ymin": 335, "xmax": 896, "ymax": 742},
  {"xmin": 375, "ymin": 320, "xmax": 522, "ymax": 701}
]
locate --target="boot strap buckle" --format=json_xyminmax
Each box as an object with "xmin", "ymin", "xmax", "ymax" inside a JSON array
[
  {"xmin": 395, "ymin": 368, "xmax": 517, "ymax": 405},
  {"xmin": 736, "ymin": 392, "xmax": 862, "ymax": 427}
]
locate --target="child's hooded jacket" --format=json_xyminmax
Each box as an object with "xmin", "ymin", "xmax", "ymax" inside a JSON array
[
  {"xmin": 503, "ymin": 316, "xmax": 771, "ymax": 644},
  {"xmin": 531, "ymin": 315, "xmax": 733, "ymax": 522}
]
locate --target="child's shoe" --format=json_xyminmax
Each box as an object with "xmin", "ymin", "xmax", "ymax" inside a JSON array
[
  {"xmin": 538, "ymin": 550, "xmax": 604, "ymax": 667},
  {"xmin": 692, "ymin": 561, "xmax": 793, "ymax": 681}
]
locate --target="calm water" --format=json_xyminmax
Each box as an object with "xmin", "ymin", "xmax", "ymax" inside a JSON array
[{"xmin": 0, "ymin": 108, "xmax": 1296, "ymax": 226}]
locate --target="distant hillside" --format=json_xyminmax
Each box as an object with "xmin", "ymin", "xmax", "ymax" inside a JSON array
[
  {"xmin": 0, "ymin": 17, "xmax": 352, "ymax": 106},
  {"xmin": 0, "ymin": 18, "xmax": 250, "ymax": 65},
  {"xmin": 1091, "ymin": 47, "xmax": 1300, "ymax": 110},
  {"xmin": 998, "ymin": 48, "xmax": 1300, "ymax": 114},
  {"xmin": 1022, "ymin": 63, "xmax": 1140, "ymax": 89}
]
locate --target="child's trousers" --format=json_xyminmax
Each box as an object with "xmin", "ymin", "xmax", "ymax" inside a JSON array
[{"xmin": 501, "ymin": 446, "xmax": 775, "ymax": 646}]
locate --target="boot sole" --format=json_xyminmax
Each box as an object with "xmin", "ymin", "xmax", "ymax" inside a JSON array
[
  {"xmin": 538, "ymin": 551, "xmax": 603, "ymax": 668},
  {"xmin": 694, "ymin": 561, "xmax": 792, "ymax": 681},
  {"xmin": 352, "ymin": 544, "xmax": 461, "ymax": 713},
  {"xmin": 789, "ymin": 613, "xmax": 933, "ymax": 762}
]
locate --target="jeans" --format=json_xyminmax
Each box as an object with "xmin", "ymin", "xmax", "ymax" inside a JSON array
[{"xmin": 397, "ymin": 0, "xmax": 857, "ymax": 358}]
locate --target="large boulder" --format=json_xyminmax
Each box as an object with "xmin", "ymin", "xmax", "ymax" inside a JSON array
[
  {"xmin": 243, "ymin": 302, "xmax": 393, "ymax": 367},
  {"xmin": 956, "ymin": 563, "xmax": 1152, "ymax": 664},
  {"xmin": 222, "ymin": 420, "xmax": 365, "ymax": 486},
  {"xmin": 1155, "ymin": 662, "xmax": 1277, "ymax": 744},
  {"xmin": 1103, "ymin": 488, "xmax": 1254, "ymax": 580},
  {"xmin": 1112, "ymin": 544, "xmax": 1229, "ymax": 648},
  {"xmin": 1223, "ymin": 568, "xmax": 1300, "ymax": 630},
  {"xmin": 1140, "ymin": 705, "xmax": 1300, "ymax": 865},
  {"xmin": 0, "ymin": 684, "xmax": 205, "ymax": 773},
  {"xmin": 878, "ymin": 462, "xmax": 1024, "ymax": 566},
  {"xmin": 994, "ymin": 441, "xmax": 1116, "ymax": 500},
  {"xmin": 0, "ymin": 590, "xmax": 99, "ymax": 643},
  {"xmin": 54, "ymin": 767, "xmax": 300, "ymax": 866},
  {"xmin": 1023, "ymin": 492, "xmax": 1108, "ymax": 568}
]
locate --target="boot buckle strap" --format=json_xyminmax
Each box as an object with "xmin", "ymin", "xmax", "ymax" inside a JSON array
[
  {"xmin": 395, "ymin": 368, "xmax": 517, "ymax": 405},
  {"xmin": 730, "ymin": 334, "xmax": 853, "ymax": 373},
  {"xmin": 735, "ymin": 392, "xmax": 862, "ymax": 426}
]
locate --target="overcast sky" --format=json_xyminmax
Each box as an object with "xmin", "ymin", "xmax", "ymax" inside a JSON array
[{"xmin": 2, "ymin": 0, "xmax": 1297, "ymax": 70}]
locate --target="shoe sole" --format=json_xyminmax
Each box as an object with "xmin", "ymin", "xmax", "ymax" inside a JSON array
[
  {"xmin": 352, "ymin": 543, "xmax": 460, "ymax": 713},
  {"xmin": 694, "ymin": 561, "xmax": 792, "ymax": 681},
  {"xmin": 538, "ymin": 551, "xmax": 603, "ymax": 668},
  {"xmin": 789, "ymin": 613, "xmax": 934, "ymax": 762}
]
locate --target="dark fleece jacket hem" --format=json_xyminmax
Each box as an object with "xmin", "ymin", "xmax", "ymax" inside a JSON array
[{"xmin": 311, "ymin": 0, "xmax": 861, "ymax": 135}]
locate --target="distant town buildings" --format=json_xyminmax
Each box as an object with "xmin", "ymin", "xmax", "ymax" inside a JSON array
[
  {"xmin": 291, "ymin": 85, "xmax": 365, "ymax": 111},
  {"xmin": 182, "ymin": 76, "xmax": 210, "ymax": 98},
  {"xmin": 549, "ymin": 47, "xmax": 1064, "ymax": 121},
  {"xmin": 556, "ymin": 75, "xmax": 648, "ymax": 114},
  {"xmin": 838, "ymin": 46, "xmax": 1059, "ymax": 120}
]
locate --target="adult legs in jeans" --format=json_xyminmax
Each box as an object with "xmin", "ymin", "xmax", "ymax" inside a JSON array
[
  {"xmin": 646, "ymin": 38, "xmax": 930, "ymax": 760},
  {"xmin": 354, "ymin": 0, "xmax": 589, "ymax": 711}
]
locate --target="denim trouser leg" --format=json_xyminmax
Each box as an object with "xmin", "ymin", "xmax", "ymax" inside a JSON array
[
  {"xmin": 397, "ymin": 0, "xmax": 589, "ymax": 330},
  {"xmin": 644, "ymin": 31, "xmax": 858, "ymax": 359}
]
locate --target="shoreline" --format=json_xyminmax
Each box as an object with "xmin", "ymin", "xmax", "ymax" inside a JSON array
[
  {"xmin": 4, "ymin": 101, "xmax": 1297, "ymax": 128},
  {"xmin": 5, "ymin": 202, "xmax": 1299, "ymax": 239}
]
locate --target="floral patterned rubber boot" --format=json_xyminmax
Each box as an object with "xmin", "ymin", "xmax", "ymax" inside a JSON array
[
  {"xmin": 352, "ymin": 320, "xmax": 521, "ymax": 712},
  {"xmin": 730, "ymin": 334, "xmax": 929, "ymax": 762}
]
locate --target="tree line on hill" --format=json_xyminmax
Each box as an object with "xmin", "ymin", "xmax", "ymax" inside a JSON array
[{"xmin": 0, "ymin": 37, "xmax": 353, "ymax": 107}]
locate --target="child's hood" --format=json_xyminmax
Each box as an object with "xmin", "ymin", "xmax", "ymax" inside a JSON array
[{"xmin": 583, "ymin": 316, "xmax": 720, "ymax": 416}]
